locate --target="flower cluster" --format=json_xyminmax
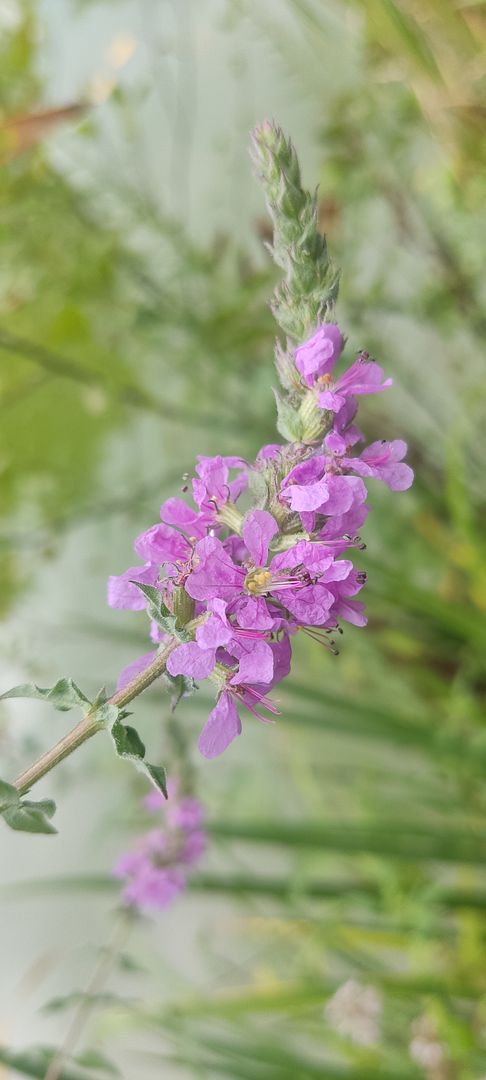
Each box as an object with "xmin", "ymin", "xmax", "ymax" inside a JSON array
[
  {"xmin": 108, "ymin": 323, "xmax": 413, "ymax": 760},
  {"xmin": 113, "ymin": 779, "xmax": 206, "ymax": 913}
]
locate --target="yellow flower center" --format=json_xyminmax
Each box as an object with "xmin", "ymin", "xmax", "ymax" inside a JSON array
[{"xmin": 244, "ymin": 569, "xmax": 272, "ymax": 595}]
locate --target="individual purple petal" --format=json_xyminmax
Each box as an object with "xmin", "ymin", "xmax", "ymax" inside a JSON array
[
  {"xmin": 167, "ymin": 641, "xmax": 216, "ymax": 680},
  {"xmin": 318, "ymin": 502, "xmax": 370, "ymax": 542},
  {"xmin": 269, "ymin": 634, "xmax": 292, "ymax": 684},
  {"xmin": 229, "ymin": 472, "xmax": 248, "ymax": 503},
  {"xmin": 185, "ymin": 536, "xmax": 244, "ymax": 601},
  {"xmin": 242, "ymin": 509, "xmax": 278, "ymax": 566},
  {"xmin": 282, "ymin": 455, "xmax": 326, "ymax": 489},
  {"xmin": 322, "ymin": 475, "xmax": 367, "ymax": 516},
  {"xmin": 283, "ymin": 480, "xmax": 330, "ymax": 512},
  {"xmin": 282, "ymin": 584, "xmax": 334, "ymax": 625},
  {"xmin": 336, "ymin": 358, "xmax": 392, "ymax": 395},
  {"xmin": 294, "ymin": 324, "xmax": 343, "ymax": 387},
  {"xmin": 107, "ymin": 563, "xmax": 159, "ymax": 610},
  {"xmin": 318, "ymin": 390, "xmax": 345, "ymax": 413},
  {"xmin": 230, "ymin": 639, "xmax": 274, "ymax": 686},
  {"xmin": 116, "ymin": 650, "xmax": 157, "ymax": 691},
  {"xmin": 331, "ymin": 596, "xmax": 368, "ymax": 627},
  {"xmin": 319, "ymin": 359, "xmax": 392, "ymax": 413},
  {"xmin": 160, "ymin": 497, "xmax": 210, "ymax": 539},
  {"xmin": 257, "ymin": 443, "xmax": 283, "ymax": 460},
  {"xmin": 196, "ymin": 611, "xmax": 233, "ymax": 649},
  {"xmin": 231, "ymin": 596, "xmax": 275, "ymax": 630},
  {"xmin": 193, "ymin": 454, "xmax": 247, "ymax": 510},
  {"xmin": 198, "ymin": 691, "xmax": 242, "ymax": 759},
  {"xmin": 347, "ymin": 440, "xmax": 414, "ymax": 491},
  {"xmin": 134, "ymin": 523, "xmax": 190, "ymax": 563}
]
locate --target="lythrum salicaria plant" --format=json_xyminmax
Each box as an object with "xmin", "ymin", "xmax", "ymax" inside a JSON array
[{"xmin": 0, "ymin": 121, "xmax": 412, "ymax": 835}]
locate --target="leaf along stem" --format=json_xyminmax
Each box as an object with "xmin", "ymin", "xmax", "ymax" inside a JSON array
[
  {"xmin": 13, "ymin": 639, "xmax": 179, "ymax": 797},
  {"xmin": 43, "ymin": 910, "xmax": 132, "ymax": 1080}
]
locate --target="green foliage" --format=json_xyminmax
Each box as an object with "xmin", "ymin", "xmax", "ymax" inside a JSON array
[
  {"xmin": 0, "ymin": 778, "xmax": 56, "ymax": 833},
  {"xmin": 131, "ymin": 582, "xmax": 192, "ymax": 642},
  {"xmin": 0, "ymin": 1045, "xmax": 110, "ymax": 1080},
  {"xmin": 110, "ymin": 718, "xmax": 167, "ymax": 798},
  {"xmin": 0, "ymin": 677, "xmax": 90, "ymax": 711}
]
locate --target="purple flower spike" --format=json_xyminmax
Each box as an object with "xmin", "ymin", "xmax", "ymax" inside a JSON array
[
  {"xmin": 295, "ymin": 324, "xmax": 343, "ymax": 387},
  {"xmin": 107, "ymin": 297, "xmax": 412, "ymax": 763},
  {"xmin": 114, "ymin": 777, "xmax": 207, "ymax": 913}
]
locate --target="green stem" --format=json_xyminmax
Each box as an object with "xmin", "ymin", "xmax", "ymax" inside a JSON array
[
  {"xmin": 14, "ymin": 639, "xmax": 178, "ymax": 797},
  {"xmin": 43, "ymin": 911, "xmax": 131, "ymax": 1080}
]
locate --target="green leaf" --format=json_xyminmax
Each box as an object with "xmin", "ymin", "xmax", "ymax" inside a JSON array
[
  {"xmin": 273, "ymin": 389, "xmax": 303, "ymax": 441},
  {"xmin": 3, "ymin": 798, "xmax": 57, "ymax": 835},
  {"xmin": 0, "ymin": 677, "xmax": 90, "ymax": 712},
  {"xmin": 110, "ymin": 718, "xmax": 167, "ymax": 798},
  {"xmin": 163, "ymin": 671, "xmax": 197, "ymax": 712},
  {"xmin": 144, "ymin": 764, "xmax": 168, "ymax": 796},
  {"xmin": 131, "ymin": 582, "xmax": 191, "ymax": 641},
  {"xmin": 0, "ymin": 778, "xmax": 19, "ymax": 812},
  {"xmin": 76, "ymin": 1049, "xmax": 120, "ymax": 1076},
  {"xmin": 111, "ymin": 719, "xmax": 146, "ymax": 759},
  {"xmin": 0, "ymin": 1044, "xmax": 100, "ymax": 1080},
  {"xmin": 247, "ymin": 467, "xmax": 269, "ymax": 508},
  {"xmin": 0, "ymin": 777, "xmax": 57, "ymax": 835}
]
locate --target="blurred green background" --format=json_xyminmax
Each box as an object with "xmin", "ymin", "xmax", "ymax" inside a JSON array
[{"xmin": 1, "ymin": 1, "xmax": 486, "ymax": 1077}]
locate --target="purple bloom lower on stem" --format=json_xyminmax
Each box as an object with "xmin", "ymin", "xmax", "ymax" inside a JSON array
[{"xmin": 114, "ymin": 780, "xmax": 207, "ymax": 913}]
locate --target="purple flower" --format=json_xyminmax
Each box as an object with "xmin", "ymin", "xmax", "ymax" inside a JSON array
[
  {"xmin": 198, "ymin": 690, "xmax": 242, "ymax": 758},
  {"xmin": 281, "ymin": 458, "xmax": 367, "ymax": 518},
  {"xmin": 318, "ymin": 354, "xmax": 392, "ymax": 414},
  {"xmin": 114, "ymin": 780, "xmax": 206, "ymax": 913},
  {"xmin": 107, "ymin": 318, "xmax": 413, "ymax": 763},
  {"xmin": 294, "ymin": 324, "xmax": 344, "ymax": 387},
  {"xmin": 134, "ymin": 522, "xmax": 191, "ymax": 564},
  {"xmin": 107, "ymin": 563, "xmax": 160, "ymax": 610},
  {"xmin": 343, "ymin": 440, "xmax": 414, "ymax": 491},
  {"xmin": 192, "ymin": 454, "xmax": 247, "ymax": 514}
]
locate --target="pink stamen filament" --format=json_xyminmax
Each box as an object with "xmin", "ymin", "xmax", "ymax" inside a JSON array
[{"xmin": 231, "ymin": 685, "xmax": 281, "ymax": 721}]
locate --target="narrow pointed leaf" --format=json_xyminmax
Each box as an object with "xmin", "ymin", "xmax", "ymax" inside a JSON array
[
  {"xmin": 110, "ymin": 718, "xmax": 167, "ymax": 798},
  {"xmin": 0, "ymin": 678, "xmax": 90, "ymax": 712}
]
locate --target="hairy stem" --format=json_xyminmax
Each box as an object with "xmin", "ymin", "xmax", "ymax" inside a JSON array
[
  {"xmin": 14, "ymin": 639, "xmax": 178, "ymax": 797},
  {"xmin": 43, "ymin": 911, "xmax": 131, "ymax": 1080}
]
